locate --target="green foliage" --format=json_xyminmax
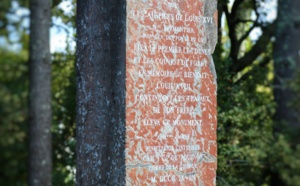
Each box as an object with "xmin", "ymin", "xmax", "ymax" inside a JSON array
[
  {"xmin": 0, "ymin": 46, "xmax": 28, "ymax": 186},
  {"xmin": 289, "ymin": 71, "xmax": 300, "ymax": 121},
  {"xmin": 52, "ymin": 0, "xmax": 76, "ymax": 28},
  {"xmin": 268, "ymin": 134, "xmax": 300, "ymax": 186},
  {"xmin": 0, "ymin": 3, "xmax": 29, "ymax": 185},
  {"xmin": 0, "ymin": 41, "xmax": 77, "ymax": 186},
  {"xmin": 266, "ymin": 72, "xmax": 300, "ymax": 186},
  {"xmin": 52, "ymin": 51, "xmax": 76, "ymax": 185},
  {"xmin": 50, "ymin": 1, "xmax": 77, "ymax": 184},
  {"xmin": 0, "ymin": 1, "xmax": 10, "ymax": 35},
  {"xmin": 214, "ymin": 43, "xmax": 276, "ymax": 185}
]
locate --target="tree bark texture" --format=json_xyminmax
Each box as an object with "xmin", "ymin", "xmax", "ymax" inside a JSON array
[
  {"xmin": 274, "ymin": 0, "xmax": 300, "ymax": 128},
  {"xmin": 28, "ymin": 0, "xmax": 52, "ymax": 186},
  {"xmin": 76, "ymin": 1, "xmax": 126, "ymax": 185}
]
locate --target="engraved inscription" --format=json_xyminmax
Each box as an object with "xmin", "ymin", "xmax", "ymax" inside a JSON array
[{"xmin": 126, "ymin": 0, "xmax": 217, "ymax": 185}]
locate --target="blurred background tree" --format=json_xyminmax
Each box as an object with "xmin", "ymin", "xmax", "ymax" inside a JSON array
[
  {"xmin": 28, "ymin": 0, "xmax": 52, "ymax": 185},
  {"xmin": 0, "ymin": 0, "xmax": 76, "ymax": 185},
  {"xmin": 0, "ymin": 0, "xmax": 299, "ymax": 185}
]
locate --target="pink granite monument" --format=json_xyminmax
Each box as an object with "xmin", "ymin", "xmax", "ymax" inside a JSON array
[{"xmin": 125, "ymin": 0, "xmax": 218, "ymax": 185}]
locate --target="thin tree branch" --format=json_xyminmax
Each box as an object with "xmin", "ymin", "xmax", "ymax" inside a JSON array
[
  {"xmin": 232, "ymin": 23, "xmax": 275, "ymax": 73},
  {"xmin": 231, "ymin": 0, "xmax": 244, "ymax": 18},
  {"xmin": 236, "ymin": 19, "xmax": 255, "ymax": 23},
  {"xmin": 223, "ymin": 3, "xmax": 239, "ymax": 62},
  {"xmin": 238, "ymin": 22, "xmax": 258, "ymax": 46},
  {"xmin": 217, "ymin": 2, "xmax": 224, "ymax": 44},
  {"xmin": 223, "ymin": 4, "xmax": 230, "ymax": 25},
  {"xmin": 234, "ymin": 56, "xmax": 271, "ymax": 84}
]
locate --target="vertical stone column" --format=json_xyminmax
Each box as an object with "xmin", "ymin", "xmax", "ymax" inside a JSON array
[{"xmin": 125, "ymin": 0, "xmax": 218, "ymax": 185}]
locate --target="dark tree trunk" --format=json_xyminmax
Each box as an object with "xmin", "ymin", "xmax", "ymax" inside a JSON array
[
  {"xmin": 28, "ymin": 0, "xmax": 52, "ymax": 185},
  {"xmin": 76, "ymin": 1, "xmax": 126, "ymax": 185},
  {"xmin": 274, "ymin": 0, "xmax": 300, "ymax": 128}
]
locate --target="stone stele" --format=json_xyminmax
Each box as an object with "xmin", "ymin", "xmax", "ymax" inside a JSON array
[{"xmin": 125, "ymin": 0, "xmax": 218, "ymax": 185}]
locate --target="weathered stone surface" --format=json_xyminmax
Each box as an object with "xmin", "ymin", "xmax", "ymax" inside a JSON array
[{"xmin": 125, "ymin": 0, "xmax": 218, "ymax": 185}]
